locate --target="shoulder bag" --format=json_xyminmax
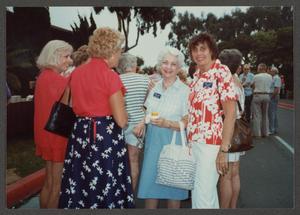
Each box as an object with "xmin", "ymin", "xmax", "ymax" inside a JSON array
[{"xmin": 44, "ymin": 80, "xmax": 76, "ymax": 138}]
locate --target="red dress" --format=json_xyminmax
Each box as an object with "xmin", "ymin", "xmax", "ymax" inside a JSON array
[{"xmin": 34, "ymin": 69, "xmax": 69, "ymax": 162}]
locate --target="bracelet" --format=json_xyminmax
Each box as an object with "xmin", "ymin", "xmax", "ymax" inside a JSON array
[
  {"xmin": 219, "ymin": 149, "xmax": 229, "ymax": 153},
  {"xmin": 219, "ymin": 144, "xmax": 231, "ymax": 153}
]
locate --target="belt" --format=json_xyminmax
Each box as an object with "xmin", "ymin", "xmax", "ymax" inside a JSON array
[{"xmin": 253, "ymin": 92, "xmax": 270, "ymax": 94}]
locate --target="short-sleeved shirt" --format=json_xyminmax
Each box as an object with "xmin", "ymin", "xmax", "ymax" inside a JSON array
[
  {"xmin": 270, "ymin": 74, "xmax": 282, "ymax": 94},
  {"xmin": 70, "ymin": 58, "xmax": 125, "ymax": 117},
  {"xmin": 239, "ymin": 72, "xmax": 254, "ymax": 96},
  {"xmin": 187, "ymin": 59, "xmax": 238, "ymax": 145},
  {"xmin": 252, "ymin": 72, "xmax": 273, "ymax": 94},
  {"xmin": 144, "ymin": 77, "xmax": 190, "ymax": 121},
  {"xmin": 120, "ymin": 73, "xmax": 149, "ymax": 123}
]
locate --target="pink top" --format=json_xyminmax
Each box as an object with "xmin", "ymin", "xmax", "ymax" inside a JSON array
[{"xmin": 70, "ymin": 58, "xmax": 126, "ymax": 117}]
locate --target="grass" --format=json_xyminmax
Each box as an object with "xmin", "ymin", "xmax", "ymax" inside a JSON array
[{"xmin": 7, "ymin": 137, "xmax": 44, "ymax": 177}]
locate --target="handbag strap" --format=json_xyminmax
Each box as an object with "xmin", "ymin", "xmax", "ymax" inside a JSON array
[
  {"xmin": 58, "ymin": 76, "xmax": 72, "ymax": 105},
  {"xmin": 179, "ymin": 121, "xmax": 187, "ymax": 148}
]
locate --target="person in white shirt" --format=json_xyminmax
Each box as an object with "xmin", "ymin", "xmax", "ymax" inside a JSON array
[
  {"xmin": 268, "ymin": 66, "xmax": 281, "ymax": 134},
  {"xmin": 251, "ymin": 63, "xmax": 273, "ymax": 137}
]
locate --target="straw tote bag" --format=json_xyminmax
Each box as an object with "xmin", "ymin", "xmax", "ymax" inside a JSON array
[{"xmin": 156, "ymin": 121, "xmax": 196, "ymax": 190}]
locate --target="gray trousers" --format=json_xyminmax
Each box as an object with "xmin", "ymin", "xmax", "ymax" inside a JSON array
[{"xmin": 251, "ymin": 94, "xmax": 270, "ymax": 137}]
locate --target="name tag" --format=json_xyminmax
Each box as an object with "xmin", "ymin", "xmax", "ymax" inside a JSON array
[
  {"xmin": 153, "ymin": 92, "xmax": 161, "ymax": 99},
  {"xmin": 203, "ymin": 82, "xmax": 213, "ymax": 88}
]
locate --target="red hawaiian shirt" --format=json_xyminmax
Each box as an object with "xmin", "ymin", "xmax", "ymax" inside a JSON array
[{"xmin": 187, "ymin": 59, "xmax": 238, "ymax": 145}]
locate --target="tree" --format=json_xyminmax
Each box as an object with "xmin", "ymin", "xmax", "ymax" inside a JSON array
[
  {"xmin": 168, "ymin": 6, "xmax": 293, "ymax": 92},
  {"xmin": 251, "ymin": 30, "xmax": 277, "ymax": 65},
  {"xmin": 6, "ymin": 7, "xmax": 51, "ymax": 96},
  {"xmin": 71, "ymin": 13, "xmax": 97, "ymax": 49},
  {"xmin": 93, "ymin": 7, "xmax": 175, "ymax": 52},
  {"xmin": 168, "ymin": 11, "xmax": 204, "ymax": 64}
]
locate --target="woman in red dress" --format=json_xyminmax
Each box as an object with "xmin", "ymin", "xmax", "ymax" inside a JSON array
[{"xmin": 34, "ymin": 40, "xmax": 73, "ymax": 208}]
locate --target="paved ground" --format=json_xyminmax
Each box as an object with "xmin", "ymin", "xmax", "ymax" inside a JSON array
[{"xmin": 12, "ymin": 99, "xmax": 294, "ymax": 209}]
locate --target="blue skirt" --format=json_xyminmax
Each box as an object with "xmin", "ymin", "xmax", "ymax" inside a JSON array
[
  {"xmin": 58, "ymin": 116, "xmax": 135, "ymax": 209},
  {"xmin": 137, "ymin": 124, "xmax": 188, "ymax": 200}
]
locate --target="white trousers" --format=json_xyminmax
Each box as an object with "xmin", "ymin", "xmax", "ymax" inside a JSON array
[{"xmin": 191, "ymin": 143, "xmax": 220, "ymax": 209}]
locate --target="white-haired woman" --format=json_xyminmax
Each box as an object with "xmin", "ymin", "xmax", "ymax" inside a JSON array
[
  {"xmin": 118, "ymin": 53, "xmax": 149, "ymax": 193},
  {"xmin": 34, "ymin": 40, "xmax": 73, "ymax": 208},
  {"xmin": 135, "ymin": 47, "xmax": 190, "ymax": 209}
]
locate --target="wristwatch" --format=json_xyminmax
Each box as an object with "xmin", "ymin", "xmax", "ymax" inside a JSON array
[{"xmin": 220, "ymin": 144, "xmax": 232, "ymax": 153}]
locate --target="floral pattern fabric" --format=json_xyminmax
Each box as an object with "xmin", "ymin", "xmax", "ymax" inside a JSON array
[
  {"xmin": 58, "ymin": 116, "xmax": 135, "ymax": 209},
  {"xmin": 187, "ymin": 60, "xmax": 238, "ymax": 145}
]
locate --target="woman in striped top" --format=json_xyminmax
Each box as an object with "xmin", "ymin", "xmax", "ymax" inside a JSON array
[{"xmin": 118, "ymin": 53, "xmax": 150, "ymax": 192}]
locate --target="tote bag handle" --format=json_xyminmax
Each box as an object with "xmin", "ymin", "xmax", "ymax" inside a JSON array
[
  {"xmin": 179, "ymin": 121, "xmax": 188, "ymax": 148},
  {"xmin": 170, "ymin": 121, "xmax": 187, "ymax": 148}
]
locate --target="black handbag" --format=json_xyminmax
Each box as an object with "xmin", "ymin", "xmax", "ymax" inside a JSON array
[{"xmin": 44, "ymin": 83, "xmax": 76, "ymax": 138}]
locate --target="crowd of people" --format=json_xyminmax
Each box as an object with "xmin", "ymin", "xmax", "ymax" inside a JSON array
[{"xmin": 32, "ymin": 27, "xmax": 284, "ymax": 209}]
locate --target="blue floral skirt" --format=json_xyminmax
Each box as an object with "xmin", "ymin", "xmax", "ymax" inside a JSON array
[{"xmin": 58, "ymin": 116, "xmax": 135, "ymax": 209}]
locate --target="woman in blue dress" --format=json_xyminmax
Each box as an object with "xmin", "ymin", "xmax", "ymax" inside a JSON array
[{"xmin": 134, "ymin": 47, "xmax": 190, "ymax": 208}]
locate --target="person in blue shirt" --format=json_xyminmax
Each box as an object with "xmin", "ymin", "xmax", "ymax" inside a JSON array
[
  {"xmin": 268, "ymin": 67, "xmax": 281, "ymax": 134},
  {"xmin": 239, "ymin": 64, "xmax": 254, "ymax": 122}
]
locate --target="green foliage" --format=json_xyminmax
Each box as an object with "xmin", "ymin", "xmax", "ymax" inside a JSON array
[
  {"xmin": 251, "ymin": 30, "xmax": 277, "ymax": 65},
  {"xmin": 7, "ymin": 138, "xmax": 44, "ymax": 177},
  {"xmin": 168, "ymin": 12, "xmax": 203, "ymax": 64},
  {"xmin": 7, "ymin": 48, "xmax": 39, "ymax": 96},
  {"xmin": 94, "ymin": 7, "xmax": 175, "ymax": 52},
  {"xmin": 168, "ymin": 6, "xmax": 293, "ymax": 90}
]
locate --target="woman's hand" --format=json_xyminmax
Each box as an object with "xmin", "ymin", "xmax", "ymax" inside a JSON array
[
  {"xmin": 150, "ymin": 117, "xmax": 168, "ymax": 128},
  {"xmin": 133, "ymin": 122, "xmax": 145, "ymax": 138},
  {"xmin": 216, "ymin": 151, "xmax": 229, "ymax": 176}
]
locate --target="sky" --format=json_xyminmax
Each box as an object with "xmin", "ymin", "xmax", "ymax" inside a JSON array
[{"xmin": 49, "ymin": 6, "xmax": 249, "ymax": 68}]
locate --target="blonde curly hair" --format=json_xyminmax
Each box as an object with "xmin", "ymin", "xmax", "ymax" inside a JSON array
[
  {"xmin": 72, "ymin": 45, "xmax": 89, "ymax": 67},
  {"xmin": 87, "ymin": 27, "xmax": 125, "ymax": 59}
]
